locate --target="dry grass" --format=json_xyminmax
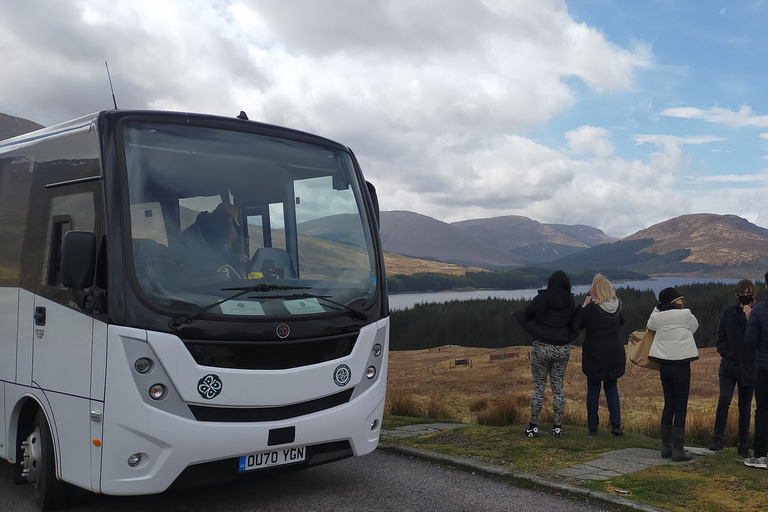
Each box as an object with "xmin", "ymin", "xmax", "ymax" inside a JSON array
[
  {"xmin": 386, "ymin": 345, "xmax": 738, "ymax": 447},
  {"xmin": 383, "ymin": 252, "xmax": 484, "ymax": 277}
]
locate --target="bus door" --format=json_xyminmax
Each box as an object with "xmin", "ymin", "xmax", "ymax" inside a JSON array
[{"xmin": 20, "ymin": 131, "xmax": 105, "ymax": 489}]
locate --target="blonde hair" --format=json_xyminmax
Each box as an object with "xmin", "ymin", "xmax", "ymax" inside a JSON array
[{"xmin": 591, "ymin": 273, "xmax": 616, "ymax": 305}]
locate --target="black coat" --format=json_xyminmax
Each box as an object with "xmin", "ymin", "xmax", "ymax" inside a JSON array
[
  {"xmin": 578, "ymin": 301, "xmax": 626, "ymax": 381},
  {"xmin": 717, "ymin": 302, "xmax": 756, "ymax": 386},
  {"xmin": 513, "ymin": 289, "xmax": 579, "ymax": 346}
]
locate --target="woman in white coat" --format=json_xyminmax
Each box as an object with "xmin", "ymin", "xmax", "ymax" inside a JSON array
[{"xmin": 647, "ymin": 287, "xmax": 699, "ymax": 462}]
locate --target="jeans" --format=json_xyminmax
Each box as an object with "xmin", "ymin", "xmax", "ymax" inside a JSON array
[
  {"xmin": 659, "ymin": 361, "xmax": 691, "ymax": 429},
  {"xmin": 712, "ymin": 362, "xmax": 754, "ymax": 445},
  {"xmin": 530, "ymin": 341, "xmax": 571, "ymax": 425},
  {"xmin": 754, "ymin": 368, "xmax": 768, "ymax": 458},
  {"xmin": 586, "ymin": 378, "xmax": 621, "ymax": 432}
]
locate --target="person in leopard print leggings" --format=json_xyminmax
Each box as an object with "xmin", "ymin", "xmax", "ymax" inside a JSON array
[{"xmin": 513, "ymin": 270, "xmax": 579, "ymax": 437}]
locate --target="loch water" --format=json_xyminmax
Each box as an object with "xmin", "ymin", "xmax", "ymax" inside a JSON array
[{"xmin": 389, "ymin": 277, "xmax": 742, "ymax": 311}]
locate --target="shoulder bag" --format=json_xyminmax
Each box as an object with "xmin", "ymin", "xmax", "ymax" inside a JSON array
[{"xmin": 628, "ymin": 328, "xmax": 660, "ymax": 371}]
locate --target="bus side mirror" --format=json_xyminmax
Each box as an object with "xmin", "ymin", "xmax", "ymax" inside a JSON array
[
  {"xmin": 366, "ymin": 181, "xmax": 380, "ymax": 228},
  {"xmin": 62, "ymin": 231, "xmax": 97, "ymax": 290}
]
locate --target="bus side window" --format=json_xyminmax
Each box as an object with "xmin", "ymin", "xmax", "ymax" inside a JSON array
[
  {"xmin": 38, "ymin": 190, "xmax": 97, "ymax": 306},
  {"xmin": 47, "ymin": 216, "xmax": 72, "ymax": 287},
  {"xmin": 0, "ymin": 156, "xmax": 34, "ymax": 287}
]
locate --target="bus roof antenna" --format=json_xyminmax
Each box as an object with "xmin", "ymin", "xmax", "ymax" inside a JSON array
[
  {"xmin": 105, "ymin": 61, "xmax": 118, "ymax": 109},
  {"xmin": 237, "ymin": 111, "xmax": 249, "ymax": 120}
]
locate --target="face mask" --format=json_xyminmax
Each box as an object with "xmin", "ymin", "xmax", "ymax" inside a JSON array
[{"xmin": 739, "ymin": 295, "xmax": 754, "ymax": 306}]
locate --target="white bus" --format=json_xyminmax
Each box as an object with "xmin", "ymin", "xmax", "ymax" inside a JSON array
[{"xmin": 0, "ymin": 110, "xmax": 389, "ymax": 510}]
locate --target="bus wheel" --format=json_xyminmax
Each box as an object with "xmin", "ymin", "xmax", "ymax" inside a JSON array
[{"xmin": 21, "ymin": 409, "xmax": 69, "ymax": 510}]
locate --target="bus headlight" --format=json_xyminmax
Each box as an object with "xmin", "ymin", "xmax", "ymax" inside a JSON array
[
  {"xmin": 128, "ymin": 453, "xmax": 142, "ymax": 467},
  {"xmin": 149, "ymin": 384, "xmax": 167, "ymax": 400},
  {"xmin": 372, "ymin": 343, "xmax": 382, "ymax": 357},
  {"xmin": 366, "ymin": 366, "xmax": 376, "ymax": 380}
]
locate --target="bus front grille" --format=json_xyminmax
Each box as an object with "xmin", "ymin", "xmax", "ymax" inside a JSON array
[
  {"xmin": 183, "ymin": 333, "xmax": 357, "ymax": 370},
  {"xmin": 188, "ymin": 388, "xmax": 355, "ymax": 422}
]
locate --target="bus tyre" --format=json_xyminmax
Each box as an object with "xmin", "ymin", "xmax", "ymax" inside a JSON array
[{"xmin": 21, "ymin": 410, "xmax": 69, "ymax": 511}]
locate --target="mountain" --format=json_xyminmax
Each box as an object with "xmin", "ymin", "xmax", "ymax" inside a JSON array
[
  {"xmin": 0, "ymin": 113, "xmax": 44, "ymax": 141},
  {"xmin": 543, "ymin": 213, "xmax": 768, "ymax": 278},
  {"xmin": 378, "ymin": 211, "xmax": 614, "ymax": 269},
  {"xmin": 451, "ymin": 215, "xmax": 614, "ymax": 262},
  {"xmin": 379, "ymin": 211, "xmax": 523, "ymax": 268},
  {"xmin": 623, "ymin": 214, "xmax": 768, "ymax": 267}
]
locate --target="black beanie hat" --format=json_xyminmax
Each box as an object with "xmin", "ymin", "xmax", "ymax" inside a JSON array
[{"xmin": 658, "ymin": 287, "xmax": 683, "ymax": 306}]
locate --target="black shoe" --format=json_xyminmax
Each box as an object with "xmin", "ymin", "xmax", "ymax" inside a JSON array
[
  {"xmin": 738, "ymin": 444, "xmax": 751, "ymax": 459},
  {"xmin": 611, "ymin": 425, "xmax": 624, "ymax": 436},
  {"xmin": 525, "ymin": 424, "xmax": 539, "ymax": 438},
  {"xmin": 588, "ymin": 430, "xmax": 598, "ymax": 436},
  {"xmin": 709, "ymin": 436, "xmax": 724, "ymax": 451},
  {"xmin": 552, "ymin": 425, "xmax": 563, "ymax": 437}
]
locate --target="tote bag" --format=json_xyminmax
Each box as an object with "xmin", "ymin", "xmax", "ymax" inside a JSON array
[{"xmin": 628, "ymin": 329, "xmax": 660, "ymax": 371}]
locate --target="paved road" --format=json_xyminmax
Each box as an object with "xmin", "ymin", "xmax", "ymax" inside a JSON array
[{"xmin": 1, "ymin": 450, "xmax": 613, "ymax": 512}]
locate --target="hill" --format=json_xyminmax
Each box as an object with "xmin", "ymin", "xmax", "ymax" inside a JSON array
[
  {"xmin": 451, "ymin": 215, "xmax": 614, "ymax": 262},
  {"xmin": 380, "ymin": 211, "xmax": 523, "ymax": 268},
  {"xmin": 379, "ymin": 211, "xmax": 615, "ymax": 269},
  {"xmin": 544, "ymin": 213, "xmax": 768, "ymax": 277},
  {"xmin": 0, "ymin": 113, "xmax": 44, "ymax": 141}
]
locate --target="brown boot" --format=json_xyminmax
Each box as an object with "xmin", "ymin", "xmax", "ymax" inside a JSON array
[{"xmin": 660, "ymin": 424, "xmax": 673, "ymax": 459}]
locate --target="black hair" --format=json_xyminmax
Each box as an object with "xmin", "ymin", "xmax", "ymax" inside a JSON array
[{"xmin": 546, "ymin": 270, "xmax": 572, "ymax": 295}]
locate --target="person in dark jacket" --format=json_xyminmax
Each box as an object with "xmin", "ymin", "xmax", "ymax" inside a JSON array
[
  {"xmin": 744, "ymin": 272, "xmax": 768, "ymax": 469},
  {"xmin": 709, "ymin": 279, "xmax": 756, "ymax": 457},
  {"xmin": 578, "ymin": 274, "xmax": 625, "ymax": 436},
  {"xmin": 514, "ymin": 270, "xmax": 579, "ymax": 438}
]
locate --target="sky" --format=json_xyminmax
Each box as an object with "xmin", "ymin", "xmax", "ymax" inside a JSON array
[{"xmin": 2, "ymin": 0, "xmax": 768, "ymax": 239}]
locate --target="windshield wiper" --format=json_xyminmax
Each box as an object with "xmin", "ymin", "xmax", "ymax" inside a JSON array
[
  {"xmin": 251, "ymin": 292, "xmax": 368, "ymax": 321},
  {"xmin": 168, "ymin": 284, "xmax": 311, "ymax": 329}
]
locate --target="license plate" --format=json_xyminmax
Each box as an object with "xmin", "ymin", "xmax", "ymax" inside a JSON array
[{"xmin": 238, "ymin": 446, "xmax": 306, "ymax": 472}]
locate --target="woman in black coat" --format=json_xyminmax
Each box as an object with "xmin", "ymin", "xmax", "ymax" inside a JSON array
[
  {"xmin": 579, "ymin": 274, "xmax": 625, "ymax": 436},
  {"xmin": 514, "ymin": 270, "xmax": 579, "ymax": 437}
]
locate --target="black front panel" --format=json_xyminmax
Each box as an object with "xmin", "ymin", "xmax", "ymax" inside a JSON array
[
  {"xmin": 183, "ymin": 333, "xmax": 357, "ymax": 370},
  {"xmin": 188, "ymin": 388, "xmax": 354, "ymax": 422}
]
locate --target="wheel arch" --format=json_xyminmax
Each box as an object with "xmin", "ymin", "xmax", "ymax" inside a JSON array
[{"xmin": 9, "ymin": 394, "xmax": 56, "ymax": 467}]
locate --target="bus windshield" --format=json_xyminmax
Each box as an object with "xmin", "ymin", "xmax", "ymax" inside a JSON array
[{"xmin": 122, "ymin": 121, "xmax": 378, "ymax": 319}]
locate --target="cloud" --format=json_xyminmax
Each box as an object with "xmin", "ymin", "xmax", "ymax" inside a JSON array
[
  {"xmin": 566, "ymin": 125, "xmax": 614, "ymax": 158},
  {"xmin": 632, "ymin": 134, "xmax": 726, "ymax": 172},
  {"xmin": 661, "ymin": 105, "xmax": 768, "ymax": 128},
  {"xmin": 697, "ymin": 174, "xmax": 768, "ymax": 183}
]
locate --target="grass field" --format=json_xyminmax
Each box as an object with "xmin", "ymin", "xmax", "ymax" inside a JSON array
[
  {"xmin": 385, "ymin": 345, "xmax": 734, "ymax": 447},
  {"xmin": 383, "ymin": 345, "xmax": 767, "ymax": 512}
]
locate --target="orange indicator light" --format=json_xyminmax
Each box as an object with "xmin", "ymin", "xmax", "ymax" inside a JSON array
[{"xmin": 93, "ymin": 439, "xmax": 102, "ymax": 447}]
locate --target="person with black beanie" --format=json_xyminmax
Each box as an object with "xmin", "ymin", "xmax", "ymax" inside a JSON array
[{"xmin": 647, "ymin": 287, "xmax": 699, "ymax": 462}]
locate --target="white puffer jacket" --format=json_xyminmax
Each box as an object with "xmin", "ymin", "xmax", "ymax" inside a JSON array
[{"xmin": 646, "ymin": 307, "xmax": 700, "ymax": 362}]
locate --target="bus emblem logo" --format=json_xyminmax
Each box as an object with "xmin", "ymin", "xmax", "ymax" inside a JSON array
[
  {"xmin": 197, "ymin": 374, "xmax": 223, "ymax": 399},
  {"xmin": 333, "ymin": 365, "xmax": 351, "ymax": 387},
  {"xmin": 276, "ymin": 324, "xmax": 290, "ymax": 338}
]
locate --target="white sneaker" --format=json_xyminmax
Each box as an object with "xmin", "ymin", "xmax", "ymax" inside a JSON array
[{"xmin": 744, "ymin": 456, "xmax": 767, "ymax": 469}]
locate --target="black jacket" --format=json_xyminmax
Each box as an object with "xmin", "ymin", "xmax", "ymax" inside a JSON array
[
  {"xmin": 718, "ymin": 301, "xmax": 757, "ymax": 386},
  {"xmin": 513, "ymin": 289, "xmax": 579, "ymax": 346},
  {"xmin": 578, "ymin": 301, "xmax": 626, "ymax": 381}
]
